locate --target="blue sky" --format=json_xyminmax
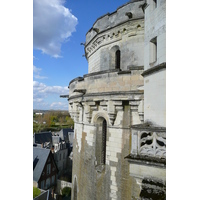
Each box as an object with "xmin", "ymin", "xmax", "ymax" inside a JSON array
[{"xmin": 33, "ymin": 0, "xmax": 129, "ymax": 110}]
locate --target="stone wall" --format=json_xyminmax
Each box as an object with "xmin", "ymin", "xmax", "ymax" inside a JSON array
[
  {"xmin": 143, "ymin": 0, "xmax": 166, "ymax": 127},
  {"xmin": 71, "ymin": 105, "xmax": 140, "ymax": 200},
  {"xmin": 144, "ymin": 0, "xmax": 166, "ymax": 70},
  {"xmin": 85, "ymin": 1, "xmax": 145, "ymax": 45},
  {"xmin": 86, "ymin": 19, "xmax": 144, "ymax": 73},
  {"xmin": 68, "ymin": 1, "xmax": 166, "ymax": 200}
]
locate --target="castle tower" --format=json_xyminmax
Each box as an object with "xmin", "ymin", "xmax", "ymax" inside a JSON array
[
  {"xmin": 68, "ymin": 1, "xmax": 146, "ymax": 199},
  {"xmin": 127, "ymin": 0, "xmax": 166, "ymax": 199}
]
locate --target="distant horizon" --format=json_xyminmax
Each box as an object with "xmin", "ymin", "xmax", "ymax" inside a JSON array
[{"xmin": 33, "ymin": 109, "xmax": 69, "ymax": 111}]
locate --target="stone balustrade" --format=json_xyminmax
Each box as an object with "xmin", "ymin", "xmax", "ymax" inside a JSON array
[{"xmin": 131, "ymin": 124, "xmax": 166, "ymax": 161}]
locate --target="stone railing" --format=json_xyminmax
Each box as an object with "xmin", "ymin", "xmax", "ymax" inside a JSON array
[
  {"xmin": 139, "ymin": 131, "xmax": 166, "ymax": 158},
  {"xmin": 131, "ymin": 125, "xmax": 166, "ymax": 160}
]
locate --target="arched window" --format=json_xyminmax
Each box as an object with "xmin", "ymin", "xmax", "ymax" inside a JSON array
[
  {"xmin": 102, "ymin": 119, "xmax": 107, "ymax": 164},
  {"xmin": 96, "ymin": 118, "xmax": 107, "ymax": 165},
  {"xmin": 115, "ymin": 50, "xmax": 121, "ymax": 69},
  {"xmin": 110, "ymin": 45, "xmax": 120, "ymax": 70}
]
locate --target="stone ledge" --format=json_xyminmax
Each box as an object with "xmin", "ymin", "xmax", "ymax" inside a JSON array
[
  {"xmin": 131, "ymin": 122, "xmax": 166, "ymax": 132},
  {"xmin": 128, "ymin": 65, "xmax": 144, "ymax": 70},
  {"xmin": 68, "ymin": 90, "xmax": 143, "ymax": 101},
  {"xmin": 117, "ymin": 70, "xmax": 131, "ymax": 75},
  {"xmin": 83, "ymin": 69, "xmax": 120, "ymax": 78},
  {"xmin": 142, "ymin": 62, "xmax": 166, "ymax": 77},
  {"xmin": 125, "ymin": 154, "xmax": 166, "ymax": 168}
]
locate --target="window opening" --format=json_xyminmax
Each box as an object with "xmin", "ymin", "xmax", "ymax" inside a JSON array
[
  {"xmin": 96, "ymin": 118, "xmax": 107, "ymax": 166},
  {"xmin": 115, "ymin": 50, "xmax": 121, "ymax": 69},
  {"xmin": 102, "ymin": 119, "xmax": 107, "ymax": 164},
  {"xmin": 152, "ymin": 0, "xmax": 157, "ymax": 10},
  {"xmin": 149, "ymin": 37, "xmax": 157, "ymax": 64}
]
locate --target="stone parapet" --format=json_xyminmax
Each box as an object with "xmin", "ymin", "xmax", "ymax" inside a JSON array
[
  {"xmin": 68, "ymin": 68, "xmax": 144, "ymax": 99},
  {"xmin": 85, "ymin": 1, "xmax": 145, "ymax": 46}
]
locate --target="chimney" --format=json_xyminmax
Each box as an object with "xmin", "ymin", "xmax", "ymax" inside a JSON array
[{"xmin": 51, "ymin": 145, "xmax": 54, "ymax": 153}]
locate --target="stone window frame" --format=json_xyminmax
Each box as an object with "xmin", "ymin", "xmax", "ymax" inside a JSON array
[
  {"xmin": 149, "ymin": 37, "xmax": 157, "ymax": 65},
  {"xmin": 93, "ymin": 112, "xmax": 109, "ymax": 172},
  {"xmin": 95, "ymin": 117, "xmax": 107, "ymax": 166},
  {"xmin": 152, "ymin": 0, "xmax": 157, "ymax": 10},
  {"xmin": 115, "ymin": 49, "xmax": 121, "ymax": 69},
  {"xmin": 110, "ymin": 45, "xmax": 121, "ymax": 70}
]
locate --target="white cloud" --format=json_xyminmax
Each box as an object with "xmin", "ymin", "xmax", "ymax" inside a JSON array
[
  {"xmin": 33, "ymin": 65, "xmax": 41, "ymax": 73},
  {"xmin": 33, "ymin": 81, "xmax": 69, "ymax": 110},
  {"xmin": 33, "ymin": 0, "xmax": 78, "ymax": 57},
  {"xmin": 50, "ymin": 102, "xmax": 68, "ymax": 109},
  {"xmin": 33, "ymin": 81, "xmax": 69, "ymax": 95},
  {"xmin": 33, "ymin": 65, "xmax": 48, "ymax": 79},
  {"xmin": 34, "ymin": 74, "xmax": 48, "ymax": 80}
]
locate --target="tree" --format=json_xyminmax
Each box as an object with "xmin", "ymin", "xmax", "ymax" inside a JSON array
[
  {"xmin": 66, "ymin": 116, "xmax": 74, "ymax": 127},
  {"xmin": 33, "ymin": 187, "xmax": 41, "ymax": 198},
  {"xmin": 62, "ymin": 187, "xmax": 71, "ymax": 197}
]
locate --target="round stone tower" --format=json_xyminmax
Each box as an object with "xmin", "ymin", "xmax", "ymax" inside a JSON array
[{"xmin": 68, "ymin": 1, "xmax": 146, "ymax": 199}]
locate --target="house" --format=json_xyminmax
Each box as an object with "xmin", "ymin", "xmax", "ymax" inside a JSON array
[
  {"xmin": 33, "ymin": 129, "xmax": 74, "ymax": 179},
  {"xmin": 57, "ymin": 128, "xmax": 74, "ymax": 147},
  {"xmin": 51, "ymin": 128, "xmax": 74, "ymax": 178},
  {"xmin": 33, "ymin": 132, "xmax": 52, "ymax": 148},
  {"xmin": 33, "ymin": 147, "xmax": 58, "ymax": 190}
]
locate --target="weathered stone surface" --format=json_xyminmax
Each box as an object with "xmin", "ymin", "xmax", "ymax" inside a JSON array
[{"xmin": 68, "ymin": 1, "xmax": 166, "ymax": 200}]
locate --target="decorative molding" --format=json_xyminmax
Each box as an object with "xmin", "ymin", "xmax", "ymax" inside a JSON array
[
  {"xmin": 68, "ymin": 90, "xmax": 143, "ymax": 101},
  {"xmin": 86, "ymin": 17, "xmax": 144, "ymax": 46},
  {"xmin": 139, "ymin": 132, "xmax": 166, "ymax": 158},
  {"xmin": 85, "ymin": 20, "xmax": 144, "ymax": 58}
]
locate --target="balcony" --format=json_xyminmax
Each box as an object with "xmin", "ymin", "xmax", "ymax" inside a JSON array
[{"xmin": 126, "ymin": 123, "xmax": 166, "ymax": 167}]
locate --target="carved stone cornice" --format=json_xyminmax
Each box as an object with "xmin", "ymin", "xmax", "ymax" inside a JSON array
[
  {"xmin": 68, "ymin": 90, "xmax": 144, "ymax": 101},
  {"xmin": 85, "ymin": 20, "xmax": 144, "ymax": 59}
]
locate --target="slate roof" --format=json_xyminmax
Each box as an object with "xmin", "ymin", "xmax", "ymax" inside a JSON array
[
  {"xmin": 33, "ymin": 147, "xmax": 50, "ymax": 182},
  {"xmin": 34, "ymin": 132, "xmax": 52, "ymax": 144},
  {"xmin": 57, "ymin": 128, "xmax": 74, "ymax": 143}
]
